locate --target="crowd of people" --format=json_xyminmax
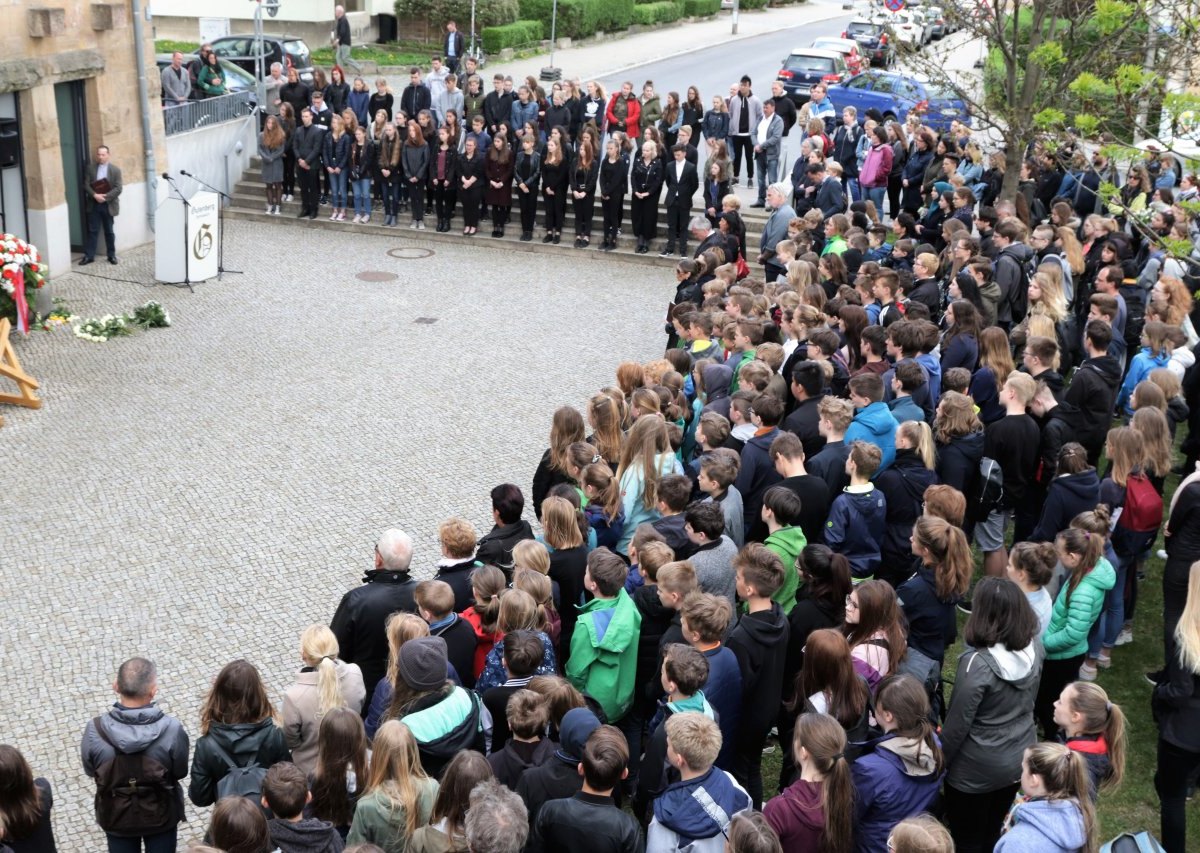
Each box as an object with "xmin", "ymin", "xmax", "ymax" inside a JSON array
[{"xmin": 8, "ymin": 52, "xmax": 1200, "ymax": 853}]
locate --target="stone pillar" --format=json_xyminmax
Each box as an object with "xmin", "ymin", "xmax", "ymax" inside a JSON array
[{"xmin": 19, "ymin": 84, "xmax": 72, "ymax": 277}]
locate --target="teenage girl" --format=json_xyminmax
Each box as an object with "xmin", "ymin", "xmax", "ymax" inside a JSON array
[
  {"xmin": 1052, "ymin": 681, "xmax": 1127, "ymax": 802},
  {"xmin": 994, "ymin": 742, "xmax": 1096, "ymax": 853}
]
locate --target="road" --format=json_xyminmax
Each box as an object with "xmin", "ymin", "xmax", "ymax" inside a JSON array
[{"xmin": 596, "ymin": 5, "xmax": 860, "ymax": 113}]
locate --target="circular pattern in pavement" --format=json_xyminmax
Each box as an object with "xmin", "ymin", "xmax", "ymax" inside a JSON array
[
  {"xmin": 387, "ymin": 247, "xmax": 435, "ymax": 260},
  {"xmin": 356, "ymin": 270, "xmax": 400, "ymax": 282}
]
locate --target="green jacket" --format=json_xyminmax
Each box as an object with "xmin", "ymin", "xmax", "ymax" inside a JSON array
[
  {"xmin": 566, "ymin": 588, "xmax": 643, "ymax": 721},
  {"xmin": 764, "ymin": 525, "xmax": 806, "ymax": 614},
  {"xmin": 1042, "ymin": 557, "xmax": 1115, "ymax": 660},
  {"xmin": 198, "ymin": 64, "xmax": 226, "ymax": 97},
  {"xmin": 346, "ymin": 776, "xmax": 439, "ymax": 853},
  {"xmin": 821, "ymin": 234, "xmax": 848, "ymax": 256},
  {"xmin": 729, "ymin": 348, "xmax": 756, "ymax": 392}
]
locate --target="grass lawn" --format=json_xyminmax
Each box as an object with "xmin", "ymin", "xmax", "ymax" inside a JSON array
[
  {"xmin": 154, "ymin": 40, "xmax": 434, "ymax": 69},
  {"xmin": 761, "ymin": 463, "xmax": 1200, "ymax": 847}
]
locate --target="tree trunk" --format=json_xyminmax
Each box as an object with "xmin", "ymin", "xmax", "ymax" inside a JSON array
[{"xmin": 998, "ymin": 129, "xmax": 1025, "ymax": 202}]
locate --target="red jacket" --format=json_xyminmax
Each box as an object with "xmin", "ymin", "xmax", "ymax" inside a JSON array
[
  {"xmin": 460, "ymin": 606, "xmax": 502, "ymax": 677},
  {"xmin": 606, "ymin": 92, "xmax": 640, "ymax": 137}
]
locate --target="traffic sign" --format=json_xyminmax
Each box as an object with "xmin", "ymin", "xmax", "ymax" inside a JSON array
[{"xmin": 884, "ymin": 0, "xmax": 906, "ymax": 11}]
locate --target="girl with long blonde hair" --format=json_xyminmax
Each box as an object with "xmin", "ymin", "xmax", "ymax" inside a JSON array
[
  {"xmin": 1053, "ymin": 681, "xmax": 1127, "ymax": 799},
  {"xmin": 532, "ymin": 406, "xmax": 585, "ymax": 519},
  {"xmin": 347, "ymin": 721, "xmax": 438, "ymax": 850},
  {"xmin": 581, "ymin": 461, "xmax": 625, "ymax": 550},
  {"xmin": 282, "ymin": 624, "xmax": 367, "ymax": 774},
  {"xmin": 1028, "ymin": 267, "xmax": 1067, "ymax": 323},
  {"xmin": 615, "ymin": 414, "xmax": 680, "ymax": 552},
  {"xmin": 475, "ymin": 588, "xmax": 557, "ymax": 692},
  {"xmin": 970, "ymin": 326, "xmax": 1015, "ymax": 423},
  {"xmin": 995, "ymin": 743, "xmax": 1096, "ymax": 853},
  {"xmin": 587, "ymin": 393, "xmax": 624, "ymax": 467}
]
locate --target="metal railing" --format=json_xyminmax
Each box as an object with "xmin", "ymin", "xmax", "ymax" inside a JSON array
[{"xmin": 163, "ymin": 91, "xmax": 255, "ymax": 136}]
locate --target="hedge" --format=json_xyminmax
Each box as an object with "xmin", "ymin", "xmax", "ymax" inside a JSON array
[
  {"xmin": 518, "ymin": 0, "xmax": 635, "ymax": 39},
  {"xmin": 633, "ymin": 1, "xmax": 682, "ymax": 25},
  {"xmin": 740, "ymin": 0, "xmax": 769, "ymax": 8},
  {"xmin": 682, "ymin": 0, "xmax": 721, "ymax": 14},
  {"xmin": 481, "ymin": 19, "xmax": 544, "ymax": 52}
]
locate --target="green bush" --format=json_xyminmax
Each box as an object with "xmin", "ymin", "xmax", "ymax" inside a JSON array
[
  {"xmin": 741, "ymin": 0, "xmax": 769, "ymax": 8},
  {"xmin": 395, "ymin": 0, "xmax": 518, "ymax": 28},
  {"xmin": 518, "ymin": 0, "xmax": 634, "ymax": 39},
  {"xmin": 481, "ymin": 19, "xmax": 543, "ymax": 52},
  {"xmin": 632, "ymin": 1, "xmax": 683, "ymax": 25},
  {"xmin": 682, "ymin": 0, "xmax": 721, "ymax": 14}
]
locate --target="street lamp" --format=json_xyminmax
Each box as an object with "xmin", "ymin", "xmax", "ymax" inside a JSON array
[{"xmin": 253, "ymin": 0, "xmax": 281, "ymax": 112}]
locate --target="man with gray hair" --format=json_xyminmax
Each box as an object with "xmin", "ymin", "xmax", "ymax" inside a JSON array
[
  {"xmin": 758, "ymin": 182, "xmax": 796, "ymax": 282},
  {"xmin": 82, "ymin": 657, "xmax": 190, "ymax": 852},
  {"xmin": 690, "ymin": 214, "xmax": 724, "ymax": 259},
  {"xmin": 331, "ymin": 528, "xmax": 419, "ymax": 702},
  {"xmin": 333, "ymin": 6, "xmax": 361, "ymax": 74},
  {"xmin": 465, "ymin": 779, "xmax": 529, "ymax": 853},
  {"xmin": 264, "ymin": 61, "xmax": 285, "ymax": 117}
]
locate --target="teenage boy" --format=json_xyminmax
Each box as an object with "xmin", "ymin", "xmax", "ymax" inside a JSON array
[
  {"xmin": 516, "ymin": 707, "xmax": 602, "ymax": 821},
  {"xmin": 912, "ymin": 320, "xmax": 943, "ymax": 407},
  {"xmin": 1020, "ymin": 335, "xmax": 1065, "ymax": 402},
  {"xmin": 769, "ymin": 432, "xmax": 830, "ymax": 544},
  {"xmin": 688, "ymin": 314, "xmax": 722, "ymax": 362},
  {"xmin": 844, "ymin": 373, "xmax": 899, "ymax": 472},
  {"xmin": 887, "ymin": 238, "xmax": 915, "ymax": 272},
  {"xmin": 979, "ymin": 372, "xmax": 1041, "ymax": 578},
  {"xmin": 263, "ymin": 761, "xmax": 344, "ymax": 853},
  {"xmin": 735, "ymin": 393, "xmax": 784, "ymax": 543},
  {"xmin": 727, "ymin": 543, "xmax": 790, "ymax": 808},
  {"xmin": 825, "ymin": 441, "xmax": 887, "ymax": 582},
  {"xmin": 434, "ymin": 517, "xmax": 481, "ymax": 610},
  {"xmin": 634, "ymin": 644, "xmax": 714, "ymax": 825},
  {"xmin": 1088, "ymin": 293, "xmax": 1126, "ymax": 362},
  {"xmin": 807, "ymin": 396, "xmax": 854, "ymax": 495},
  {"xmin": 653, "ymin": 474, "xmax": 698, "ymax": 560},
  {"xmin": 662, "ymin": 143, "xmax": 700, "ymax": 258},
  {"xmin": 488, "ymin": 688, "xmax": 555, "ymax": 790},
  {"xmin": 759, "ymin": 488, "xmax": 805, "ymax": 613},
  {"xmin": 907, "ymin": 254, "xmax": 942, "ymax": 317},
  {"xmin": 683, "ymin": 501, "xmax": 739, "ymax": 608},
  {"xmin": 483, "ymin": 629, "xmax": 548, "ymax": 752},
  {"xmin": 806, "ymin": 329, "xmax": 850, "ymax": 397},
  {"xmin": 889, "ymin": 360, "xmax": 928, "ymax": 425},
  {"xmin": 475, "ymin": 483, "xmax": 535, "ymax": 574},
  {"xmin": 1065, "ymin": 319, "xmax": 1122, "ymax": 463},
  {"xmin": 529, "ymin": 726, "xmax": 642, "ymax": 853},
  {"xmin": 782, "ymin": 360, "xmax": 827, "ymax": 459},
  {"xmin": 627, "ymin": 523, "xmax": 669, "ymax": 594},
  {"xmin": 865, "ymin": 225, "xmax": 893, "ymax": 263},
  {"xmin": 567, "ymin": 548, "xmax": 643, "ymax": 724},
  {"xmin": 415, "ymin": 579, "xmax": 478, "ymax": 688},
  {"xmin": 883, "ymin": 320, "xmax": 934, "ymax": 419},
  {"xmin": 728, "ymin": 319, "xmax": 764, "ymax": 392},
  {"xmin": 688, "ymin": 412, "xmax": 731, "ymax": 499},
  {"xmin": 654, "ymin": 560, "xmax": 700, "ymax": 653},
  {"xmin": 855, "ymin": 326, "xmax": 891, "ymax": 378},
  {"xmin": 698, "ymin": 451, "xmax": 745, "ymax": 548},
  {"xmin": 679, "ymin": 592, "xmax": 742, "ymax": 771},
  {"xmin": 646, "ymin": 713, "xmax": 751, "ymax": 853}
]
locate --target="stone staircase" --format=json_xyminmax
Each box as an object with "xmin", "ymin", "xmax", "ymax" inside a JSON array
[{"xmin": 224, "ymin": 159, "xmax": 773, "ymax": 266}]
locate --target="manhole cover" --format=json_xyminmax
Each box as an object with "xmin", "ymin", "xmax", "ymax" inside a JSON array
[
  {"xmin": 356, "ymin": 270, "xmax": 399, "ymax": 282},
  {"xmin": 387, "ymin": 247, "xmax": 435, "ymax": 260},
  {"xmin": 414, "ymin": 317, "xmax": 438, "ymax": 324}
]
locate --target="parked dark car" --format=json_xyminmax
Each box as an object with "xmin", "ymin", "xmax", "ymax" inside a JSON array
[
  {"xmin": 156, "ymin": 53, "xmax": 258, "ymax": 109},
  {"xmin": 842, "ymin": 19, "xmax": 895, "ymax": 68},
  {"xmin": 826, "ymin": 70, "xmax": 969, "ymax": 133},
  {"xmin": 207, "ymin": 35, "xmax": 314, "ymax": 85},
  {"xmin": 775, "ymin": 49, "xmax": 850, "ymax": 106}
]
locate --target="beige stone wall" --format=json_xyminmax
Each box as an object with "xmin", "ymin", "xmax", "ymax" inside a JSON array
[{"xmin": 0, "ymin": 1, "xmax": 165, "ymax": 219}]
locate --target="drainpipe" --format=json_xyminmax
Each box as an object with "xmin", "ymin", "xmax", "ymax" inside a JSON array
[{"xmin": 130, "ymin": 0, "xmax": 158, "ymax": 231}]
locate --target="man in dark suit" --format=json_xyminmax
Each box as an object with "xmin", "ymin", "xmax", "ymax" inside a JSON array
[
  {"xmin": 82, "ymin": 145, "xmax": 122, "ymax": 265},
  {"xmin": 444, "ymin": 20, "xmax": 466, "ymax": 73},
  {"xmin": 661, "ymin": 143, "xmax": 699, "ymax": 258},
  {"xmin": 691, "ymin": 215, "xmax": 725, "ymax": 259}
]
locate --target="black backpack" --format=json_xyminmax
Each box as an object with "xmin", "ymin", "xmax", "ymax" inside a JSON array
[
  {"xmin": 91, "ymin": 716, "xmax": 179, "ymax": 835},
  {"xmin": 971, "ymin": 456, "xmax": 1005, "ymax": 521},
  {"xmin": 209, "ymin": 739, "xmax": 269, "ymax": 811}
]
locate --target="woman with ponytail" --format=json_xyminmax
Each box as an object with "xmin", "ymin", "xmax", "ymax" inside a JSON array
[
  {"xmin": 994, "ymin": 742, "xmax": 1096, "ymax": 853},
  {"xmin": 531, "ymin": 406, "xmax": 586, "ymax": 519},
  {"xmin": 615, "ymin": 413, "xmax": 683, "ymax": 552},
  {"xmin": 900, "ymin": 515, "xmax": 972, "ymax": 667},
  {"xmin": 764, "ymin": 713, "xmax": 854, "ymax": 853},
  {"xmin": 1053, "ymin": 681, "xmax": 1127, "ymax": 801},
  {"xmin": 1153, "ymin": 559, "xmax": 1200, "ymax": 853},
  {"xmin": 941, "ymin": 576, "xmax": 1043, "ymax": 853},
  {"xmin": 850, "ymin": 674, "xmax": 944, "ymax": 853},
  {"xmin": 1035, "ymin": 517, "xmax": 1116, "ymax": 737},
  {"xmin": 282, "ymin": 624, "xmax": 367, "ymax": 774},
  {"xmin": 874, "ymin": 421, "xmax": 938, "ymax": 586},
  {"xmin": 581, "ymin": 462, "xmax": 627, "ymax": 550}
]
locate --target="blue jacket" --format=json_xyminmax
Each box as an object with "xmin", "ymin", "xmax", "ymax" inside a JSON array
[
  {"xmin": 323, "ymin": 131, "xmax": 351, "ymax": 170},
  {"xmin": 702, "ymin": 646, "xmax": 743, "ymax": 771},
  {"xmin": 584, "ymin": 503, "xmax": 626, "ymax": 551},
  {"xmin": 510, "ymin": 99, "xmax": 539, "ymax": 136},
  {"xmin": 347, "ymin": 89, "xmax": 370, "ymax": 126},
  {"xmin": 734, "ymin": 427, "xmax": 783, "ymax": 541},
  {"xmin": 940, "ymin": 333, "xmax": 978, "ymax": 372},
  {"xmin": 993, "ymin": 798, "xmax": 1088, "ymax": 853},
  {"xmin": 648, "ymin": 767, "xmax": 750, "ymax": 853},
  {"xmin": 914, "ymin": 352, "xmax": 942, "ymax": 407},
  {"xmin": 1029, "ymin": 468, "xmax": 1101, "ymax": 543},
  {"xmin": 476, "ymin": 631, "xmax": 558, "ymax": 694},
  {"xmin": 897, "ymin": 564, "xmax": 959, "ymax": 664},
  {"xmin": 845, "ymin": 402, "xmax": 899, "ymax": 471},
  {"xmin": 852, "ymin": 734, "xmax": 944, "ymax": 853},
  {"xmin": 888, "ymin": 396, "xmax": 926, "ymax": 426},
  {"xmin": 825, "ymin": 487, "xmax": 887, "ymax": 580},
  {"xmin": 1116, "ymin": 347, "xmax": 1171, "ymax": 415}
]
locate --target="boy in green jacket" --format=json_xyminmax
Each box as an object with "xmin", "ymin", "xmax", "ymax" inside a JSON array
[
  {"xmin": 567, "ymin": 547, "xmax": 643, "ymax": 723},
  {"xmin": 761, "ymin": 486, "xmax": 806, "ymax": 614}
]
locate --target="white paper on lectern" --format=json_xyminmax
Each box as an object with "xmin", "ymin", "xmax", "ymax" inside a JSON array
[{"xmin": 154, "ymin": 188, "xmax": 219, "ymax": 283}]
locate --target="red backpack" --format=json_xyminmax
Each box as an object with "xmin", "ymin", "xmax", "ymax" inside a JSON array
[{"xmin": 1117, "ymin": 472, "xmax": 1163, "ymax": 533}]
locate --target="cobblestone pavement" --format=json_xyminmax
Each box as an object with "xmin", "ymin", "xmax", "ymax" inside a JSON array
[{"xmin": 1, "ymin": 221, "xmax": 666, "ymax": 849}]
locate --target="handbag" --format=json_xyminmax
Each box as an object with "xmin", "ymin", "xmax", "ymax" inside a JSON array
[{"xmin": 736, "ymin": 254, "xmax": 750, "ymax": 280}]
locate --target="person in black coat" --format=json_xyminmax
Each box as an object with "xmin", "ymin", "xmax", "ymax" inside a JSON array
[
  {"xmin": 475, "ymin": 484, "xmax": 535, "ymax": 575},
  {"xmin": 630, "ymin": 142, "xmax": 664, "ymax": 254},
  {"xmin": 0, "ymin": 748, "xmax": 58, "ymax": 853},
  {"xmin": 570, "ymin": 143, "xmax": 600, "ymax": 247},
  {"xmin": 291, "ymin": 107, "xmax": 325, "ymax": 219},
  {"xmin": 399, "ymin": 69, "xmax": 431, "ymax": 122},
  {"xmin": 540, "ymin": 138, "xmax": 570, "ymax": 244},
  {"xmin": 597, "ymin": 139, "xmax": 627, "ymax": 252},
  {"xmin": 875, "ymin": 438, "xmax": 939, "ymax": 588},
  {"xmin": 661, "ymin": 144, "xmax": 699, "ymax": 257},
  {"xmin": 702, "ymin": 159, "xmax": 730, "ymax": 227},
  {"xmin": 457, "ymin": 135, "xmax": 485, "ymax": 234},
  {"xmin": 330, "ymin": 530, "xmax": 420, "ymax": 704},
  {"xmin": 933, "ymin": 394, "xmax": 985, "ymax": 498},
  {"xmin": 513, "ymin": 135, "xmax": 542, "ymax": 242},
  {"xmin": 428, "ymin": 126, "xmax": 460, "ymax": 232},
  {"xmin": 517, "ymin": 708, "xmax": 602, "ymax": 824}
]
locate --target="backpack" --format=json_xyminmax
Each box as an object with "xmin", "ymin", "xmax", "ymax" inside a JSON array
[
  {"xmin": 91, "ymin": 716, "xmax": 179, "ymax": 835},
  {"xmin": 1101, "ymin": 831, "xmax": 1166, "ymax": 853},
  {"xmin": 209, "ymin": 738, "xmax": 269, "ymax": 810},
  {"xmin": 971, "ymin": 456, "xmax": 1005, "ymax": 521},
  {"xmin": 1117, "ymin": 472, "xmax": 1164, "ymax": 533}
]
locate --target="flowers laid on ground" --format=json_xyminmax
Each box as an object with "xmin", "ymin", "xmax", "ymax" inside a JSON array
[
  {"xmin": 0, "ymin": 234, "xmax": 47, "ymax": 334},
  {"xmin": 71, "ymin": 301, "xmax": 171, "ymax": 343}
]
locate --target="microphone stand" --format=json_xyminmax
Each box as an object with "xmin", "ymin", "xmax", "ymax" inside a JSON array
[
  {"xmin": 179, "ymin": 170, "xmax": 243, "ymax": 280},
  {"xmin": 161, "ymin": 173, "xmax": 193, "ymax": 293}
]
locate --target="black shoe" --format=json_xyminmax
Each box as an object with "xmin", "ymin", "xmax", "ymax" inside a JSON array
[
  {"xmin": 309, "ymin": 213, "xmax": 318, "ymax": 220},
  {"xmin": 297, "ymin": 209, "xmax": 308, "ymax": 218},
  {"xmin": 750, "ymin": 201, "xmax": 766, "ymax": 208},
  {"xmin": 731, "ymin": 177, "xmax": 740, "ymax": 186},
  {"xmin": 678, "ymin": 247, "xmax": 688, "ymax": 257},
  {"xmin": 543, "ymin": 233, "xmax": 554, "ymax": 243},
  {"xmin": 573, "ymin": 236, "xmax": 582, "ymax": 248},
  {"xmin": 79, "ymin": 257, "xmax": 94, "ymax": 265},
  {"xmin": 108, "ymin": 256, "xmax": 118, "ymax": 265},
  {"xmin": 521, "ymin": 231, "xmax": 532, "ymax": 242},
  {"xmin": 659, "ymin": 245, "xmax": 674, "ymax": 257},
  {"xmin": 320, "ymin": 194, "xmax": 328, "ymax": 205},
  {"xmin": 552, "ymin": 234, "xmax": 561, "ymax": 244}
]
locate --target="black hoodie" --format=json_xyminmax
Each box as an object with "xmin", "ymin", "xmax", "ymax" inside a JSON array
[
  {"xmin": 875, "ymin": 448, "xmax": 939, "ymax": 587},
  {"xmin": 268, "ymin": 817, "xmax": 344, "ymax": 853},
  {"xmin": 1029, "ymin": 467, "xmax": 1101, "ymax": 543},
  {"xmin": 475, "ymin": 519, "xmax": 535, "ymax": 575},
  {"xmin": 727, "ymin": 602, "xmax": 790, "ymax": 741},
  {"xmin": 1037, "ymin": 401, "xmax": 1091, "ymax": 484},
  {"xmin": 633, "ymin": 583, "xmax": 676, "ymax": 704},
  {"xmin": 1065, "ymin": 355, "xmax": 1122, "ymax": 459}
]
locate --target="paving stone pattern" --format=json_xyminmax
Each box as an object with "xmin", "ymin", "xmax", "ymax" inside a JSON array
[{"xmin": 1, "ymin": 221, "xmax": 667, "ymax": 849}]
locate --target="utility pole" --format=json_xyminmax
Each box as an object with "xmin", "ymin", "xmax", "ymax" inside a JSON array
[{"xmin": 732, "ymin": 0, "xmax": 740, "ymax": 35}]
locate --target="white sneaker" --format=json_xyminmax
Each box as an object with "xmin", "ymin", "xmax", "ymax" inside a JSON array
[
  {"xmin": 1115, "ymin": 627, "xmax": 1134, "ymax": 646},
  {"xmin": 1078, "ymin": 661, "xmax": 1098, "ymax": 681},
  {"xmin": 273, "ymin": 206, "xmax": 281, "ymax": 215},
  {"xmin": 265, "ymin": 205, "xmax": 272, "ymax": 213},
  {"xmin": 409, "ymin": 220, "xmax": 418, "ymax": 229},
  {"xmin": 352, "ymin": 214, "xmax": 362, "ymax": 223},
  {"xmin": 362, "ymin": 215, "xmax": 370, "ymax": 224},
  {"xmin": 416, "ymin": 220, "xmax": 426, "ymax": 230}
]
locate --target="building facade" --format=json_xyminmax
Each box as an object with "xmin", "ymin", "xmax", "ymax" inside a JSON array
[{"xmin": 1, "ymin": 0, "xmax": 165, "ymax": 278}]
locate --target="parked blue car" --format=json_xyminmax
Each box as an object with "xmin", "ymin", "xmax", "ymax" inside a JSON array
[{"xmin": 825, "ymin": 70, "xmax": 969, "ymax": 133}]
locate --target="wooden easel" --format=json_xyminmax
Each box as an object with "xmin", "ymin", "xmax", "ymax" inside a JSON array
[{"xmin": 0, "ymin": 317, "xmax": 42, "ymax": 423}]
